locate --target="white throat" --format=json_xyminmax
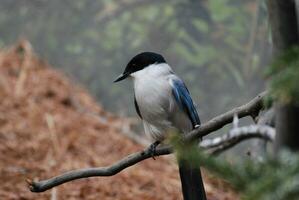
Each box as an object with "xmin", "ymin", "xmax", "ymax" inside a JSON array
[{"xmin": 130, "ymin": 63, "xmax": 173, "ymax": 80}]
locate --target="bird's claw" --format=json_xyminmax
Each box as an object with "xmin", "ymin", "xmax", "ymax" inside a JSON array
[{"xmin": 148, "ymin": 141, "xmax": 160, "ymax": 160}]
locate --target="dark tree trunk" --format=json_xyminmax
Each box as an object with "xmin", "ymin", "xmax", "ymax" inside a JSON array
[
  {"xmin": 274, "ymin": 105, "xmax": 299, "ymax": 151},
  {"xmin": 266, "ymin": 0, "xmax": 299, "ymax": 53},
  {"xmin": 266, "ymin": 0, "xmax": 299, "ymax": 152}
]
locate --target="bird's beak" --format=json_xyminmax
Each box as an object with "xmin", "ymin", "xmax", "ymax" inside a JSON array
[{"xmin": 113, "ymin": 73, "xmax": 129, "ymax": 83}]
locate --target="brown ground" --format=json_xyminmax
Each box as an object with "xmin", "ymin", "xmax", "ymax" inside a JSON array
[{"xmin": 0, "ymin": 41, "xmax": 238, "ymax": 200}]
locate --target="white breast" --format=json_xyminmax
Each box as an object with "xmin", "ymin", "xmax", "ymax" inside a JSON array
[{"xmin": 132, "ymin": 63, "xmax": 192, "ymax": 141}]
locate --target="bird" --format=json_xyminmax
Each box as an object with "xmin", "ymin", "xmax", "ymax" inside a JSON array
[{"xmin": 114, "ymin": 52, "xmax": 206, "ymax": 200}]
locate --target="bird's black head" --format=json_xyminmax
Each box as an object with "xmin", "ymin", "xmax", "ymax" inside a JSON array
[{"xmin": 114, "ymin": 52, "xmax": 166, "ymax": 82}]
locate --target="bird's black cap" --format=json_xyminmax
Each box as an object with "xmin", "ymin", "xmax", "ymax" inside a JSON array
[{"xmin": 114, "ymin": 52, "xmax": 166, "ymax": 82}]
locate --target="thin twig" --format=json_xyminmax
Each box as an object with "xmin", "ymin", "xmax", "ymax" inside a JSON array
[{"xmin": 28, "ymin": 91, "xmax": 267, "ymax": 193}]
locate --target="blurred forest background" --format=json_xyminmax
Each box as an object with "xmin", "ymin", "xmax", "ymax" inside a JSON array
[
  {"xmin": 0, "ymin": 0, "xmax": 271, "ymax": 121},
  {"xmin": 0, "ymin": 1, "xmax": 277, "ymax": 199}
]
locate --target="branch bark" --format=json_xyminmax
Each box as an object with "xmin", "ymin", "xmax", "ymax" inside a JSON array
[{"xmin": 28, "ymin": 91, "xmax": 266, "ymax": 193}]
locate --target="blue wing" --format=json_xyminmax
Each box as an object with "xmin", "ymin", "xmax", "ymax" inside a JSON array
[{"xmin": 171, "ymin": 78, "xmax": 200, "ymax": 128}]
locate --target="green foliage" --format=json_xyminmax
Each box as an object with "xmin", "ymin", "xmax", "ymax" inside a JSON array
[
  {"xmin": 172, "ymin": 134, "xmax": 299, "ymax": 200},
  {"xmin": 266, "ymin": 46, "xmax": 299, "ymax": 105}
]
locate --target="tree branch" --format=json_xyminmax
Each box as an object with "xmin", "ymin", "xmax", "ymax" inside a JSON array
[
  {"xmin": 28, "ymin": 91, "xmax": 267, "ymax": 193},
  {"xmin": 201, "ymin": 124, "xmax": 275, "ymax": 155},
  {"xmin": 186, "ymin": 91, "xmax": 267, "ymax": 141},
  {"xmin": 28, "ymin": 145, "xmax": 172, "ymax": 192}
]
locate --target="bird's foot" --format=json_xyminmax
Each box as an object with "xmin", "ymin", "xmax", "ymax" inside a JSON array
[{"xmin": 148, "ymin": 141, "xmax": 160, "ymax": 160}]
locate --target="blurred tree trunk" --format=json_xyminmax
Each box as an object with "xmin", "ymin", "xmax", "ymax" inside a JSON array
[{"xmin": 266, "ymin": 0, "xmax": 299, "ymax": 152}]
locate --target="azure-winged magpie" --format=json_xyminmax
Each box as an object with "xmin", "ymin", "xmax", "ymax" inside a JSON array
[{"xmin": 114, "ymin": 52, "xmax": 206, "ymax": 200}]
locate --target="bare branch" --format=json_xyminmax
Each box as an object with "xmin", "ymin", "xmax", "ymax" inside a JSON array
[
  {"xmin": 29, "ymin": 145, "xmax": 172, "ymax": 192},
  {"xmin": 28, "ymin": 91, "xmax": 267, "ymax": 193},
  {"xmin": 200, "ymin": 125, "xmax": 275, "ymax": 155},
  {"xmin": 186, "ymin": 91, "xmax": 267, "ymax": 141}
]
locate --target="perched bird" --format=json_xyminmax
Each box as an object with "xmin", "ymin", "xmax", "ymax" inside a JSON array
[{"xmin": 114, "ymin": 52, "xmax": 206, "ymax": 200}]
